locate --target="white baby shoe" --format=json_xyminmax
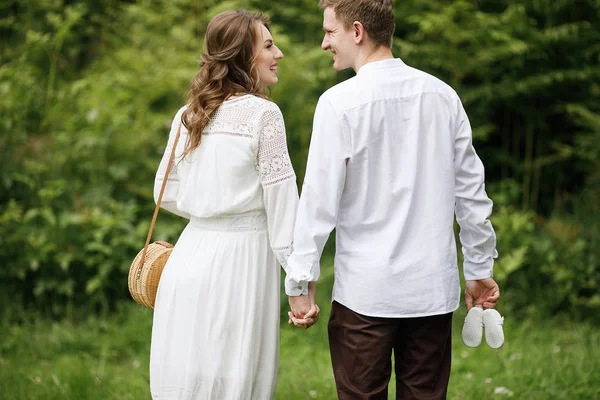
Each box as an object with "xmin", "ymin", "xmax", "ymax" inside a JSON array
[
  {"xmin": 461, "ymin": 307, "xmax": 484, "ymax": 347},
  {"xmin": 482, "ymin": 309, "xmax": 505, "ymax": 349}
]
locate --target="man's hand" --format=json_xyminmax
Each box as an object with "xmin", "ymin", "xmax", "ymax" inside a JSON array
[
  {"xmin": 288, "ymin": 304, "xmax": 319, "ymax": 329},
  {"xmin": 465, "ymin": 278, "xmax": 500, "ymax": 311},
  {"xmin": 288, "ymin": 282, "xmax": 320, "ymax": 329},
  {"xmin": 288, "ymin": 293, "xmax": 311, "ymax": 319}
]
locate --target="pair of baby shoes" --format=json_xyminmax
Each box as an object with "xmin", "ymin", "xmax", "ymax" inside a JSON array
[{"xmin": 461, "ymin": 307, "xmax": 504, "ymax": 349}]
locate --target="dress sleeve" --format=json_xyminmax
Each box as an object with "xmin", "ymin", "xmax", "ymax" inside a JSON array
[
  {"xmin": 453, "ymin": 99, "xmax": 498, "ymax": 280},
  {"xmin": 153, "ymin": 107, "xmax": 190, "ymax": 219},
  {"xmin": 257, "ymin": 103, "xmax": 302, "ymax": 294}
]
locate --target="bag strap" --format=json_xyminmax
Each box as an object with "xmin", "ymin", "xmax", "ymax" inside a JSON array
[{"xmin": 136, "ymin": 121, "xmax": 183, "ymax": 278}]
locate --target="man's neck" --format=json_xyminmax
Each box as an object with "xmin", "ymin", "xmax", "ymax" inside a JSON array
[{"xmin": 354, "ymin": 46, "xmax": 394, "ymax": 72}]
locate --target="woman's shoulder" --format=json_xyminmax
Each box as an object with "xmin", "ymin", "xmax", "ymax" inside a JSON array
[
  {"xmin": 172, "ymin": 104, "xmax": 188, "ymax": 121},
  {"xmin": 177, "ymin": 96, "xmax": 282, "ymax": 123},
  {"xmin": 224, "ymin": 95, "xmax": 283, "ymax": 121},
  {"xmin": 166, "ymin": 105, "xmax": 188, "ymax": 133},
  {"xmin": 251, "ymin": 95, "xmax": 283, "ymax": 117},
  {"xmin": 232, "ymin": 94, "xmax": 280, "ymax": 109}
]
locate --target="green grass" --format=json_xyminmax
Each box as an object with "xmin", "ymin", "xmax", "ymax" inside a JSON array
[
  {"xmin": 1, "ymin": 273, "xmax": 599, "ymax": 399},
  {"xmin": 278, "ymin": 295, "xmax": 600, "ymax": 400}
]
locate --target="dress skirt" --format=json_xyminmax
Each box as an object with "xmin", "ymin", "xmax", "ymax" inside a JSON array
[{"xmin": 150, "ymin": 212, "xmax": 280, "ymax": 400}]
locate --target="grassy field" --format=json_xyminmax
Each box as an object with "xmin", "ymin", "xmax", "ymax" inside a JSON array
[{"xmin": 1, "ymin": 269, "xmax": 599, "ymax": 399}]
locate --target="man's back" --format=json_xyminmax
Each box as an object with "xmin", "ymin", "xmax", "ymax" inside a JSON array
[{"xmin": 289, "ymin": 58, "xmax": 496, "ymax": 317}]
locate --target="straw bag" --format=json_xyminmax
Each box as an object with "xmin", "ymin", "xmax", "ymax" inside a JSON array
[{"xmin": 128, "ymin": 123, "xmax": 182, "ymax": 309}]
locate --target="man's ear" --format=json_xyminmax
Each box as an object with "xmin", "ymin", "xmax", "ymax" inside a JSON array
[{"xmin": 353, "ymin": 21, "xmax": 365, "ymax": 44}]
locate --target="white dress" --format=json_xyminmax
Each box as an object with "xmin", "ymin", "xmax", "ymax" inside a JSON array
[{"xmin": 149, "ymin": 95, "xmax": 299, "ymax": 400}]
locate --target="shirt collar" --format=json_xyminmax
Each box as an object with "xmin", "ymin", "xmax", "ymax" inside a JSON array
[{"xmin": 356, "ymin": 58, "xmax": 406, "ymax": 75}]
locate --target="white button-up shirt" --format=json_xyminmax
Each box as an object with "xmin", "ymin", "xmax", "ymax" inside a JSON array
[{"xmin": 285, "ymin": 58, "xmax": 498, "ymax": 318}]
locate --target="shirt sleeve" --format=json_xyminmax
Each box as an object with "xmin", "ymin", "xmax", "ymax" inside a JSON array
[
  {"xmin": 257, "ymin": 103, "xmax": 301, "ymax": 294},
  {"xmin": 285, "ymin": 95, "xmax": 351, "ymax": 296},
  {"xmin": 454, "ymin": 99, "xmax": 498, "ymax": 280},
  {"xmin": 153, "ymin": 107, "xmax": 190, "ymax": 219}
]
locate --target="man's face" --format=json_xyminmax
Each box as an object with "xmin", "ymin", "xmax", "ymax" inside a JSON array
[{"xmin": 321, "ymin": 7, "xmax": 358, "ymax": 71}]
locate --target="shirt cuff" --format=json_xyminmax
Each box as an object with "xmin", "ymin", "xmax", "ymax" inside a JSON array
[
  {"xmin": 285, "ymin": 253, "xmax": 320, "ymax": 295},
  {"xmin": 463, "ymin": 259, "xmax": 494, "ymax": 281},
  {"xmin": 284, "ymin": 275, "xmax": 308, "ymax": 296}
]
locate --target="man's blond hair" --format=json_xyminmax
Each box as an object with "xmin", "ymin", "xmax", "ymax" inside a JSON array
[{"xmin": 319, "ymin": 0, "xmax": 394, "ymax": 48}]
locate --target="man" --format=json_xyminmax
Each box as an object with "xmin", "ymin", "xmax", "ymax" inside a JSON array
[{"xmin": 286, "ymin": 0, "xmax": 500, "ymax": 398}]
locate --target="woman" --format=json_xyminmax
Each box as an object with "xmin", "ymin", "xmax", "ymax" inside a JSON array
[{"xmin": 149, "ymin": 10, "xmax": 315, "ymax": 399}]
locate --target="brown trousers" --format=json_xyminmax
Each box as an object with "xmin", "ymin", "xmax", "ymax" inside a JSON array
[{"xmin": 328, "ymin": 301, "xmax": 453, "ymax": 400}]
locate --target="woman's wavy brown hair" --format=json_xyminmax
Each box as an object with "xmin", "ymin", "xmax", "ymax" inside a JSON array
[{"xmin": 181, "ymin": 10, "xmax": 270, "ymax": 158}]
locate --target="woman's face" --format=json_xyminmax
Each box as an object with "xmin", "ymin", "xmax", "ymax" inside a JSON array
[{"xmin": 255, "ymin": 23, "xmax": 284, "ymax": 88}]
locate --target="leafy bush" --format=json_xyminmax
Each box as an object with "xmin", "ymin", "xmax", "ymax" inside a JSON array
[{"xmin": 489, "ymin": 180, "xmax": 600, "ymax": 321}]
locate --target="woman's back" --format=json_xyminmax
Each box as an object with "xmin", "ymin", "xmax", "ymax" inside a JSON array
[{"xmin": 154, "ymin": 94, "xmax": 294, "ymax": 219}]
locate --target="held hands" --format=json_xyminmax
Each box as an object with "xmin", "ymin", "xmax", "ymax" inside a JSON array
[
  {"xmin": 288, "ymin": 281, "xmax": 320, "ymax": 329},
  {"xmin": 464, "ymin": 278, "xmax": 500, "ymax": 311}
]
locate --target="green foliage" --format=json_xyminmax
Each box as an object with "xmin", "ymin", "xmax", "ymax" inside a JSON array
[
  {"xmin": 488, "ymin": 179, "xmax": 600, "ymax": 321},
  {"xmin": 0, "ymin": 0, "xmax": 194, "ymax": 318},
  {"xmin": 396, "ymin": 0, "xmax": 600, "ymax": 215},
  {"xmin": 0, "ymin": 0, "xmax": 599, "ymax": 320}
]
